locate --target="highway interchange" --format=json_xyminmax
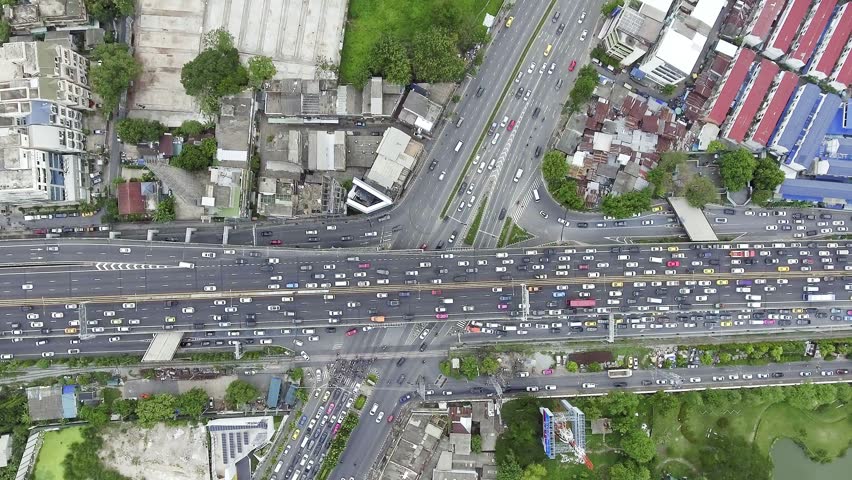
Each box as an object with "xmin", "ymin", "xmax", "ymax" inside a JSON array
[{"xmin": 6, "ymin": 3, "xmax": 852, "ymax": 480}]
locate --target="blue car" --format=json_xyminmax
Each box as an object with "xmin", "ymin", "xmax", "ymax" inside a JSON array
[
  {"xmin": 286, "ymin": 282, "xmax": 299, "ymax": 288},
  {"xmin": 399, "ymin": 393, "xmax": 412, "ymax": 404},
  {"xmin": 298, "ymin": 415, "xmax": 307, "ymax": 427},
  {"xmin": 552, "ymin": 291, "xmax": 566, "ymax": 298}
]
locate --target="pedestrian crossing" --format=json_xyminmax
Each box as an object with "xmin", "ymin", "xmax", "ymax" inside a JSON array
[
  {"xmin": 448, "ymin": 320, "xmax": 469, "ymax": 335},
  {"xmin": 94, "ymin": 262, "xmax": 172, "ymax": 271},
  {"xmin": 510, "ymin": 180, "xmax": 541, "ymax": 224}
]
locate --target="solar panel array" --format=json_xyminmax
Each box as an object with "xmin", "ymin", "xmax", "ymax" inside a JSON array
[{"xmin": 210, "ymin": 423, "xmax": 269, "ymax": 463}]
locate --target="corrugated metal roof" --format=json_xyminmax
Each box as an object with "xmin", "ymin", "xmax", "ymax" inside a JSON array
[
  {"xmin": 779, "ymin": 178, "xmax": 852, "ymax": 202},
  {"xmin": 766, "ymin": 0, "xmax": 810, "ymax": 54},
  {"xmin": 788, "ymin": 93, "xmax": 844, "ymax": 169},
  {"xmin": 725, "ymin": 59, "xmax": 779, "ymax": 143},
  {"xmin": 770, "ymin": 83, "xmax": 822, "ymax": 152},
  {"xmin": 746, "ymin": 0, "xmax": 787, "ymax": 42},
  {"xmin": 705, "ymin": 48, "xmax": 757, "ymax": 125},
  {"xmin": 832, "ymin": 40, "xmax": 852, "ymax": 86},
  {"xmin": 824, "ymin": 159, "xmax": 852, "ymax": 178},
  {"xmin": 266, "ymin": 377, "xmax": 281, "ymax": 409},
  {"xmin": 810, "ymin": 4, "xmax": 852, "ymax": 76},
  {"xmin": 749, "ymin": 71, "xmax": 798, "ymax": 146},
  {"xmin": 788, "ymin": 0, "xmax": 837, "ymax": 65}
]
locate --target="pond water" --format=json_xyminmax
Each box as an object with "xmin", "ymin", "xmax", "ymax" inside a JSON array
[{"xmin": 771, "ymin": 437, "xmax": 852, "ymax": 480}]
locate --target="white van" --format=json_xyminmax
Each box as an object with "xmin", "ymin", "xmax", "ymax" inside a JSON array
[
  {"xmin": 442, "ymin": 298, "xmax": 454, "ymax": 304},
  {"xmin": 491, "ymin": 133, "xmax": 500, "ymax": 145},
  {"xmin": 334, "ymin": 281, "xmax": 349, "ymax": 287},
  {"xmin": 745, "ymin": 294, "xmax": 762, "ymax": 301},
  {"xmin": 649, "ymin": 257, "xmax": 663, "ymax": 264},
  {"xmin": 455, "ymin": 117, "xmax": 464, "ymax": 127},
  {"xmin": 532, "ymin": 189, "xmax": 541, "ymax": 202},
  {"xmin": 179, "ymin": 261, "xmax": 195, "ymax": 269},
  {"xmin": 513, "ymin": 168, "xmax": 524, "ymax": 182},
  {"xmin": 646, "ymin": 297, "xmax": 663, "ymax": 304},
  {"xmin": 455, "ymin": 141, "xmax": 463, "ymax": 152}
]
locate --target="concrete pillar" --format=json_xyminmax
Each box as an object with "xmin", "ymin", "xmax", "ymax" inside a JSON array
[
  {"xmin": 184, "ymin": 228, "xmax": 196, "ymax": 243},
  {"xmin": 147, "ymin": 229, "xmax": 159, "ymax": 241},
  {"xmin": 223, "ymin": 226, "xmax": 231, "ymax": 245}
]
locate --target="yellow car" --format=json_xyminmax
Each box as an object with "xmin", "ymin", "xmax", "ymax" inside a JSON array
[
  {"xmin": 584, "ymin": 321, "xmax": 598, "ymax": 327},
  {"xmin": 292, "ymin": 428, "xmax": 301, "ymax": 440},
  {"xmin": 716, "ymin": 279, "xmax": 729, "ymax": 286},
  {"xmin": 792, "ymin": 308, "xmax": 804, "ymax": 313},
  {"xmin": 611, "ymin": 281, "xmax": 623, "ymax": 288},
  {"xmin": 667, "ymin": 246, "xmax": 679, "ymax": 252},
  {"xmin": 720, "ymin": 321, "xmax": 733, "ymax": 327},
  {"xmin": 652, "ymin": 206, "xmax": 664, "ymax": 212},
  {"xmin": 165, "ymin": 316, "xmax": 176, "ymax": 323},
  {"xmin": 777, "ymin": 266, "xmax": 790, "ymax": 272},
  {"xmin": 505, "ymin": 16, "xmax": 514, "ymax": 27},
  {"xmin": 544, "ymin": 44, "xmax": 553, "ymax": 56},
  {"xmin": 109, "ymin": 318, "xmax": 123, "ymax": 325},
  {"xmin": 703, "ymin": 268, "xmax": 715, "ymax": 274}
]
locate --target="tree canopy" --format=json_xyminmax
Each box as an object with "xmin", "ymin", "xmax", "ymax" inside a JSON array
[
  {"xmin": 85, "ymin": 0, "xmax": 135, "ymax": 23},
  {"xmin": 411, "ymin": 27, "xmax": 466, "ymax": 83},
  {"xmin": 247, "ymin": 55, "xmax": 277, "ymax": 89},
  {"xmin": 153, "ymin": 196, "xmax": 176, "ymax": 223},
  {"xmin": 116, "ymin": 118, "xmax": 165, "ymax": 144},
  {"xmin": 567, "ymin": 65, "xmax": 600, "ymax": 112},
  {"xmin": 684, "ymin": 176, "xmax": 719, "ymax": 207},
  {"xmin": 621, "ymin": 429, "xmax": 656, "ymax": 464},
  {"xmin": 225, "ymin": 380, "xmax": 260, "ymax": 407},
  {"xmin": 719, "ymin": 148, "xmax": 757, "ymax": 191},
  {"xmin": 171, "ymin": 143, "xmax": 214, "ymax": 171},
  {"xmin": 90, "ymin": 43, "xmax": 142, "ymax": 113},
  {"xmin": 480, "ymin": 356, "xmax": 500, "ymax": 376},
  {"xmin": 177, "ymin": 120, "xmax": 205, "ymax": 136},
  {"xmin": 541, "ymin": 150, "xmax": 569, "ymax": 188},
  {"xmin": 751, "ymin": 157, "xmax": 785, "ymax": 203},
  {"xmin": 136, "ymin": 393, "xmax": 177, "ymax": 427},
  {"xmin": 0, "ymin": 18, "xmax": 10, "ymax": 45},
  {"xmin": 553, "ymin": 180, "xmax": 585, "ymax": 210},
  {"xmin": 181, "ymin": 29, "xmax": 248, "ymax": 115},
  {"xmin": 370, "ymin": 36, "xmax": 413, "ymax": 86},
  {"xmin": 600, "ymin": 190, "xmax": 651, "ymax": 218},
  {"xmin": 459, "ymin": 356, "xmax": 480, "ymax": 380}
]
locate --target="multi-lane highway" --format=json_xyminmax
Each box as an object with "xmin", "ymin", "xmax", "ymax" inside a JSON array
[{"xmin": 2, "ymin": 238, "xmax": 852, "ymax": 361}]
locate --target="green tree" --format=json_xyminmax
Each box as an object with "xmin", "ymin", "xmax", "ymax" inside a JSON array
[
  {"xmin": 541, "ymin": 150, "xmax": 569, "ymax": 189},
  {"xmin": 114, "ymin": 0, "xmax": 134, "ymax": 16},
  {"xmin": 247, "ymin": 55, "xmax": 277, "ymax": 89},
  {"xmin": 719, "ymin": 148, "xmax": 757, "ymax": 191},
  {"xmin": 35, "ymin": 358, "xmax": 51, "ymax": 368},
  {"xmin": 113, "ymin": 398, "xmax": 137, "ymax": 419},
  {"xmin": 751, "ymin": 189, "xmax": 774, "ymax": 206},
  {"xmin": 553, "ymin": 180, "xmax": 584, "ymax": 210},
  {"xmin": 602, "ymin": 391, "xmax": 639, "ymax": 417},
  {"xmin": 699, "ymin": 435, "xmax": 771, "ymax": 480},
  {"xmin": 567, "ymin": 65, "xmax": 600, "ymax": 112},
  {"xmin": 621, "ymin": 430, "xmax": 655, "ymax": 464},
  {"xmin": 649, "ymin": 391, "xmax": 679, "ymax": 415},
  {"xmin": 601, "ymin": 0, "xmax": 625, "ymax": 16},
  {"xmin": 136, "ymin": 393, "xmax": 177, "ymax": 427},
  {"xmin": 200, "ymin": 137, "xmax": 218, "ymax": 158},
  {"xmin": 610, "ymin": 460, "xmax": 651, "ymax": 480},
  {"xmin": 411, "ymin": 27, "xmax": 465, "ymax": 83},
  {"xmin": 116, "ymin": 118, "xmax": 165, "ymax": 144},
  {"xmin": 587, "ymin": 362, "xmax": 603, "ymax": 372},
  {"xmin": 471, "ymin": 434, "xmax": 482, "ymax": 453},
  {"xmin": 660, "ymin": 84, "xmax": 676, "ymax": 96},
  {"xmin": 153, "ymin": 196, "xmax": 176, "ymax": 223},
  {"xmin": 176, "ymin": 387, "xmax": 209, "ymax": 419},
  {"xmin": 566, "ymin": 361, "xmax": 579, "ymax": 373},
  {"xmin": 225, "ymin": 380, "xmax": 260, "ymax": 407},
  {"xmin": 601, "ymin": 190, "xmax": 651, "ymax": 218},
  {"xmin": 706, "ymin": 140, "xmax": 726, "ymax": 153},
  {"xmin": 480, "ymin": 356, "xmax": 500, "ymax": 376},
  {"xmin": 295, "ymin": 387, "xmax": 308, "ymax": 404},
  {"xmin": 459, "ymin": 356, "xmax": 480, "ymax": 380},
  {"xmin": 177, "ymin": 120, "xmax": 205, "ymax": 136},
  {"xmin": 521, "ymin": 463, "xmax": 547, "ymax": 480},
  {"xmin": 751, "ymin": 157, "xmax": 785, "ymax": 191},
  {"xmin": 369, "ymin": 35, "xmax": 412, "ymax": 85},
  {"xmin": 497, "ymin": 451, "xmax": 524, "ymax": 480},
  {"xmin": 684, "ymin": 176, "xmax": 719, "ymax": 207},
  {"xmin": 769, "ymin": 345, "xmax": 783, "ymax": 362},
  {"xmin": 700, "ymin": 351, "xmax": 714, "ymax": 365},
  {"xmin": 181, "ymin": 28, "xmax": 248, "ymax": 113},
  {"xmin": 0, "ymin": 18, "xmax": 10, "ymax": 45},
  {"xmin": 289, "ymin": 367, "xmax": 304, "ymax": 383},
  {"xmin": 78, "ymin": 404, "xmax": 109, "ymax": 427},
  {"xmin": 171, "ymin": 143, "xmax": 212, "ymax": 171}
]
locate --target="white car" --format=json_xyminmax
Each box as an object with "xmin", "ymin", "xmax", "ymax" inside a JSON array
[
  {"xmin": 579, "ymin": 29, "xmax": 588, "ymax": 41},
  {"xmin": 182, "ymin": 307, "xmax": 195, "ymax": 314},
  {"xmin": 527, "ymin": 62, "xmax": 536, "ymax": 74},
  {"xmin": 239, "ymin": 297, "xmax": 252, "ymax": 303},
  {"xmin": 121, "ymin": 303, "xmax": 136, "ymax": 309},
  {"xmin": 201, "ymin": 252, "xmax": 216, "ymax": 258},
  {"xmin": 214, "ymin": 299, "xmax": 227, "ymax": 306},
  {"xmin": 203, "ymin": 285, "xmax": 217, "ymax": 292}
]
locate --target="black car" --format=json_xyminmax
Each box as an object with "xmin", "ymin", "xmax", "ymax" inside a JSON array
[
  {"xmin": 429, "ymin": 160, "xmax": 438, "ymax": 171},
  {"xmin": 771, "ymin": 372, "xmax": 784, "ymax": 378},
  {"xmin": 641, "ymin": 380, "xmax": 652, "ymax": 386},
  {"xmin": 470, "ymin": 387, "xmax": 485, "ymax": 394},
  {"xmin": 235, "ymin": 258, "xmax": 247, "ymax": 264},
  {"xmin": 397, "ymin": 374, "xmax": 406, "ymax": 384},
  {"xmin": 248, "ymin": 251, "xmax": 260, "ymax": 257},
  {"xmin": 723, "ymin": 208, "xmax": 736, "ymax": 215},
  {"xmin": 499, "ymin": 208, "xmax": 507, "ymax": 220},
  {"xmin": 515, "ymin": 87, "xmax": 524, "ymax": 98},
  {"xmin": 164, "ymin": 300, "xmax": 178, "ymax": 307},
  {"xmin": 419, "ymin": 343, "xmax": 427, "ymax": 352},
  {"xmin": 20, "ymin": 305, "xmax": 32, "ymax": 312},
  {"xmin": 556, "ymin": 22, "xmax": 565, "ymax": 34},
  {"xmin": 340, "ymin": 235, "xmax": 353, "ymax": 241},
  {"xmin": 516, "ymin": 265, "xmax": 528, "ymax": 271},
  {"xmin": 820, "ymin": 213, "xmax": 832, "ymax": 219},
  {"xmin": 261, "ymin": 231, "xmax": 273, "ymax": 236},
  {"xmin": 259, "ymin": 265, "xmax": 274, "ymax": 272},
  {"xmin": 613, "ymin": 382, "xmax": 628, "ymax": 387},
  {"xmin": 578, "ymin": 222, "xmax": 589, "ymax": 228},
  {"xmin": 325, "ymin": 327, "xmax": 337, "ymax": 333}
]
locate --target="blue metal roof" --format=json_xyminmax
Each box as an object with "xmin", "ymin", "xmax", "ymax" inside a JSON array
[
  {"xmin": 779, "ymin": 178, "xmax": 852, "ymax": 203},
  {"xmin": 266, "ymin": 377, "xmax": 281, "ymax": 409},
  {"xmin": 27, "ymin": 101, "xmax": 52, "ymax": 125},
  {"xmin": 283, "ymin": 383, "xmax": 297, "ymax": 406},
  {"xmin": 788, "ymin": 94, "xmax": 844, "ymax": 169},
  {"xmin": 61, "ymin": 385, "xmax": 77, "ymax": 418},
  {"xmin": 823, "ymin": 159, "xmax": 852, "ymax": 178},
  {"xmin": 827, "ymin": 98, "xmax": 852, "ymax": 135},
  {"xmin": 771, "ymin": 84, "xmax": 822, "ymax": 152}
]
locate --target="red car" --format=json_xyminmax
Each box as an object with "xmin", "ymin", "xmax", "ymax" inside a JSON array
[
  {"xmin": 358, "ymin": 262, "xmax": 371, "ymax": 269},
  {"xmin": 435, "ymin": 313, "xmax": 449, "ymax": 319},
  {"xmin": 666, "ymin": 260, "xmax": 680, "ymax": 267},
  {"xmin": 578, "ymin": 264, "xmax": 589, "ymax": 270},
  {"xmin": 270, "ymin": 239, "xmax": 282, "ymax": 245},
  {"xmin": 507, "ymin": 119, "xmax": 516, "ymax": 131},
  {"xmin": 346, "ymin": 328, "xmax": 358, "ymax": 336},
  {"xmin": 568, "ymin": 60, "xmax": 577, "ymax": 71},
  {"xmin": 419, "ymin": 243, "xmax": 428, "ymax": 250},
  {"xmin": 431, "ymin": 289, "xmax": 442, "ymax": 296},
  {"xmin": 326, "ymin": 403, "xmax": 335, "ymax": 414},
  {"xmin": 387, "ymin": 415, "xmax": 395, "ymax": 423}
]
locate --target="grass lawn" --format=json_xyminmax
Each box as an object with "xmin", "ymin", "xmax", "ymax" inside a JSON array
[
  {"xmin": 754, "ymin": 401, "xmax": 852, "ymax": 459},
  {"xmin": 340, "ymin": 0, "xmax": 504, "ymax": 84},
  {"xmin": 464, "ymin": 196, "xmax": 488, "ymax": 245},
  {"xmin": 353, "ymin": 394, "xmax": 367, "ymax": 410},
  {"xmin": 497, "ymin": 219, "xmax": 533, "ymax": 247},
  {"xmin": 34, "ymin": 426, "xmax": 84, "ymax": 480}
]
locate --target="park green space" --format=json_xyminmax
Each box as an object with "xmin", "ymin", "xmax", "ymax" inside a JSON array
[
  {"xmin": 34, "ymin": 426, "xmax": 84, "ymax": 480},
  {"xmin": 339, "ymin": 0, "xmax": 503, "ymax": 84},
  {"xmin": 497, "ymin": 383, "xmax": 852, "ymax": 479}
]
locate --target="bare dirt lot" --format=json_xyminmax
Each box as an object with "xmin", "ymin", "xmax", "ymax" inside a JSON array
[{"xmin": 99, "ymin": 423, "xmax": 209, "ymax": 480}]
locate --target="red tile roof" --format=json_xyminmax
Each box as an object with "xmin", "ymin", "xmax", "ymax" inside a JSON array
[
  {"xmin": 748, "ymin": 71, "xmax": 799, "ymax": 146},
  {"xmin": 117, "ymin": 182, "xmax": 145, "ymax": 216},
  {"xmin": 766, "ymin": 0, "xmax": 810, "ymax": 55},
  {"xmin": 726, "ymin": 59, "xmax": 780, "ymax": 143},
  {"xmin": 746, "ymin": 0, "xmax": 787, "ymax": 43},
  {"xmin": 811, "ymin": 4, "xmax": 852, "ymax": 76},
  {"xmin": 834, "ymin": 46, "xmax": 852, "ymax": 86},
  {"xmin": 788, "ymin": 0, "xmax": 837, "ymax": 65},
  {"xmin": 704, "ymin": 48, "xmax": 757, "ymax": 125}
]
